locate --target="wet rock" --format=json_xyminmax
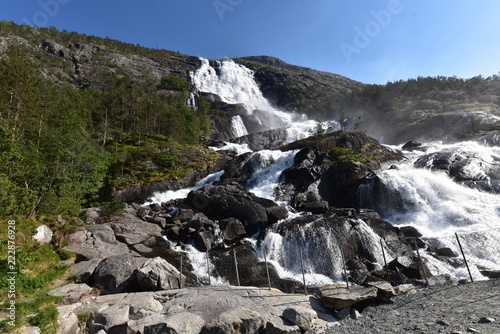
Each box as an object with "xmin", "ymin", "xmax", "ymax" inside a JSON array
[
  {"xmin": 63, "ymin": 224, "xmax": 130, "ymax": 260},
  {"xmin": 81, "ymin": 207, "xmax": 103, "ymax": 224},
  {"xmin": 144, "ymin": 313, "xmax": 205, "ymax": 334},
  {"xmin": 267, "ymin": 206, "xmax": 290, "ymax": 224},
  {"xmin": 201, "ymin": 307, "xmax": 265, "ymax": 334},
  {"xmin": 219, "ymin": 218, "xmax": 247, "ymax": 244}
]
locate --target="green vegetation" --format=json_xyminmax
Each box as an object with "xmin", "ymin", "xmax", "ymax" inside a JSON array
[
  {"xmin": 0, "ymin": 22, "xmax": 218, "ymax": 332},
  {"xmin": 0, "ymin": 216, "xmax": 70, "ymax": 333},
  {"xmin": 328, "ymin": 146, "xmax": 376, "ymax": 164}
]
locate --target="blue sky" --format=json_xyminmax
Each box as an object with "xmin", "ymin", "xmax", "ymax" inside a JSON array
[{"xmin": 1, "ymin": 0, "xmax": 500, "ymax": 84}]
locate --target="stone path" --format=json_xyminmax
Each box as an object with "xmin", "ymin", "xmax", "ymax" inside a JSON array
[{"xmin": 323, "ymin": 279, "xmax": 500, "ymax": 334}]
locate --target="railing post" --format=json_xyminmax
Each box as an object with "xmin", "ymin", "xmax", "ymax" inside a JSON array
[
  {"xmin": 263, "ymin": 246, "xmax": 272, "ymax": 290},
  {"xmin": 233, "ymin": 248, "xmax": 240, "ymax": 286},
  {"xmin": 179, "ymin": 253, "xmax": 183, "ymax": 289},
  {"xmin": 412, "ymin": 238, "xmax": 429, "ymax": 285},
  {"xmin": 206, "ymin": 250, "xmax": 211, "ymax": 285},
  {"xmin": 380, "ymin": 237, "xmax": 390, "ymax": 284},
  {"xmin": 341, "ymin": 249, "xmax": 349, "ymax": 289},
  {"xmin": 455, "ymin": 233, "xmax": 474, "ymax": 283},
  {"xmin": 299, "ymin": 247, "xmax": 308, "ymax": 295}
]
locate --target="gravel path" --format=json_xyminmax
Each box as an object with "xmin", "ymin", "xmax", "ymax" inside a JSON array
[{"xmin": 323, "ymin": 279, "xmax": 500, "ymax": 334}]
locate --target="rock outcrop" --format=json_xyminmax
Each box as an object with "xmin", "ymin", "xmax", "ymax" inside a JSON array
[
  {"xmin": 414, "ymin": 148, "xmax": 500, "ymax": 194},
  {"xmin": 277, "ymin": 131, "xmax": 404, "ymax": 208}
]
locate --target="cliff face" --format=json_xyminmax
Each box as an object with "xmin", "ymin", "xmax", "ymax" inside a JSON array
[{"xmin": 237, "ymin": 55, "xmax": 364, "ymax": 113}]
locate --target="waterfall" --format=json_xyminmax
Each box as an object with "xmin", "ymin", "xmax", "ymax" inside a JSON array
[
  {"xmin": 230, "ymin": 115, "xmax": 248, "ymax": 138},
  {"xmin": 360, "ymin": 145, "xmax": 500, "ymax": 237},
  {"xmin": 191, "ymin": 57, "xmax": 329, "ymax": 141},
  {"xmin": 246, "ymin": 150, "xmax": 297, "ymax": 202},
  {"xmin": 144, "ymin": 171, "xmax": 224, "ymax": 205},
  {"xmin": 360, "ymin": 141, "xmax": 500, "ymax": 280},
  {"xmin": 256, "ymin": 216, "xmax": 395, "ymax": 286}
]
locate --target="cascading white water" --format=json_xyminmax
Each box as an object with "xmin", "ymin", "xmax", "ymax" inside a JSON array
[
  {"xmin": 246, "ymin": 149, "xmax": 297, "ymax": 202},
  {"xmin": 191, "ymin": 57, "xmax": 334, "ymax": 143},
  {"xmin": 144, "ymin": 170, "xmax": 224, "ymax": 205},
  {"xmin": 256, "ymin": 217, "xmax": 396, "ymax": 286},
  {"xmin": 360, "ymin": 141, "xmax": 500, "ymax": 280},
  {"xmin": 230, "ymin": 115, "xmax": 248, "ymax": 138},
  {"xmin": 192, "ymin": 58, "xmax": 272, "ymax": 110}
]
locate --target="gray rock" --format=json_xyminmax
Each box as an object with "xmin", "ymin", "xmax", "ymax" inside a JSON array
[
  {"xmin": 136, "ymin": 257, "xmax": 183, "ymax": 291},
  {"xmin": 299, "ymin": 200, "xmax": 329, "ymax": 214},
  {"xmin": 367, "ymin": 281, "xmax": 396, "ymax": 298},
  {"xmin": 47, "ymin": 283, "xmax": 93, "ymax": 305},
  {"xmin": 479, "ymin": 316, "xmax": 495, "ymax": 323},
  {"xmin": 282, "ymin": 306, "xmax": 317, "ymax": 331},
  {"xmin": 202, "ymin": 307, "xmax": 265, "ymax": 334},
  {"xmin": 17, "ymin": 326, "xmax": 41, "ymax": 334},
  {"xmin": 92, "ymin": 303, "xmax": 130, "ymax": 332},
  {"xmin": 93, "ymin": 253, "xmax": 138, "ymax": 294},
  {"xmin": 63, "ymin": 224, "xmax": 130, "ymax": 260},
  {"xmin": 267, "ymin": 206, "xmax": 290, "ymax": 224},
  {"xmin": 56, "ymin": 304, "xmax": 81, "ymax": 334},
  {"xmin": 219, "ymin": 218, "xmax": 247, "ymax": 244},
  {"xmin": 319, "ymin": 285, "xmax": 378, "ymax": 311},
  {"xmin": 32, "ymin": 225, "xmax": 53, "ymax": 245},
  {"xmin": 143, "ymin": 312, "xmax": 205, "ymax": 334},
  {"xmin": 81, "ymin": 207, "xmax": 102, "ymax": 224},
  {"xmin": 69, "ymin": 259, "xmax": 101, "ymax": 283},
  {"xmin": 265, "ymin": 317, "xmax": 301, "ymax": 334}
]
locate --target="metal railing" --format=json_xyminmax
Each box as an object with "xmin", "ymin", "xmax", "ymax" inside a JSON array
[{"xmin": 173, "ymin": 228, "xmax": 500, "ymax": 294}]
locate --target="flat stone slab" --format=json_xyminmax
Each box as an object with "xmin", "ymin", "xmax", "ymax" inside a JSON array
[{"xmin": 319, "ymin": 284, "xmax": 378, "ymax": 311}]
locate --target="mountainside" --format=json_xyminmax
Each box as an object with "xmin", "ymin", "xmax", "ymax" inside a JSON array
[{"xmin": 236, "ymin": 55, "xmax": 364, "ymax": 112}]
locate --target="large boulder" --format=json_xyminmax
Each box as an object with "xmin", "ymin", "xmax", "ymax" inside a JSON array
[
  {"xmin": 92, "ymin": 253, "xmax": 139, "ymax": 294},
  {"xmin": 187, "ymin": 184, "xmax": 270, "ymax": 236},
  {"xmin": 262, "ymin": 210, "xmax": 413, "ymax": 285},
  {"xmin": 414, "ymin": 148, "xmax": 500, "ymax": 194},
  {"xmin": 201, "ymin": 307, "xmax": 265, "ymax": 334},
  {"xmin": 136, "ymin": 257, "xmax": 184, "ymax": 291},
  {"xmin": 32, "ymin": 225, "xmax": 53, "ymax": 245},
  {"xmin": 319, "ymin": 285, "xmax": 378, "ymax": 311},
  {"xmin": 278, "ymin": 131, "xmax": 403, "ymax": 209}
]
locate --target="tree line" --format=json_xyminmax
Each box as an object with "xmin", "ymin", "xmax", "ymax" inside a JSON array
[{"xmin": 0, "ymin": 45, "xmax": 211, "ymax": 218}]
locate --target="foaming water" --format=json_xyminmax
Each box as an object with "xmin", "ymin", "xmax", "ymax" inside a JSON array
[
  {"xmin": 191, "ymin": 57, "xmax": 337, "ymax": 142},
  {"xmin": 367, "ymin": 141, "xmax": 500, "ymax": 237},
  {"xmin": 362, "ymin": 140, "xmax": 500, "ymax": 280},
  {"xmin": 144, "ymin": 171, "xmax": 224, "ymax": 205},
  {"xmin": 361, "ymin": 165, "xmax": 500, "ymax": 237},
  {"xmin": 246, "ymin": 150, "xmax": 297, "ymax": 202}
]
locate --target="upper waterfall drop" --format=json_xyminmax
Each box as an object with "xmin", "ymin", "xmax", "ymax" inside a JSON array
[
  {"xmin": 191, "ymin": 57, "xmax": 325, "ymax": 141},
  {"xmin": 192, "ymin": 58, "xmax": 272, "ymax": 111}
]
